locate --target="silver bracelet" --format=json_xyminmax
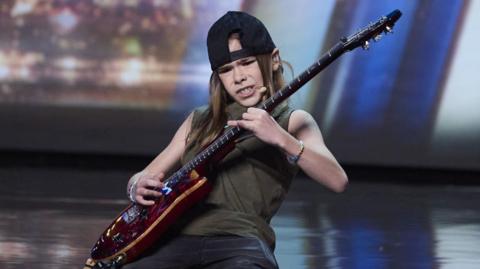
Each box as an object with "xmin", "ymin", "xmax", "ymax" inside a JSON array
[
  {"xmin": 287, "ymin": 140, "xmax": 305, "ymax": 165},
  {"xmin": 127, "ymin": 172, "xmax": 143, "ymax": 203}
]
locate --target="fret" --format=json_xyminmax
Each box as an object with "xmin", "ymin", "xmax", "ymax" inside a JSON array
[{"xmin": 267, "ymin": 99, "xmax": 273, "ymax": 108}]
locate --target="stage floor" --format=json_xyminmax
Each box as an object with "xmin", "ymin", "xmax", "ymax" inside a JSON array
[{"xmin": 1, "ymin": 165, "xmax": 480, "ymax": 268}]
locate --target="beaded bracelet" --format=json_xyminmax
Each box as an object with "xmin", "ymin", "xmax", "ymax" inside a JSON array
[{"xmin": 287, "ymin": 140, "xmax": 304, "ymax": 165}]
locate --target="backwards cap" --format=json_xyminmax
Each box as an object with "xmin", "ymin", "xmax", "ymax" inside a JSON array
[{"xmin": 207, "ymin": 11, "xmax": 276, "ymax": 71}]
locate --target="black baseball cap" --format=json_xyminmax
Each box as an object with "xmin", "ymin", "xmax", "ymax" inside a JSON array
[{"xmin": 207, "ymin": 11, "xmax": 276, "ymax": 71}]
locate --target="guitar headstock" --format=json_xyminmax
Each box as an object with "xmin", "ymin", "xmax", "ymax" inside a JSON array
[{"xmin": 342, "ymin": 9, "xmax": 402, "ymax": 51}]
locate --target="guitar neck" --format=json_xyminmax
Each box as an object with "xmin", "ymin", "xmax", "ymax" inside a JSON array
[{"xmin": 165, "ymin": 42, "xmax": 348, "ymax": 185}]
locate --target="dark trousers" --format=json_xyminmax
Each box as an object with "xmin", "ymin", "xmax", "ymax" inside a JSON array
[{"xmin": 121, "ymin": 235, "xmax": 279, "ymax": 269}]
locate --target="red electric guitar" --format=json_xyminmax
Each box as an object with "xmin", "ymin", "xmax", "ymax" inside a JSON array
[{"xmin": 84, "ymin": 9, "xmax": 402, "ymax": 268}]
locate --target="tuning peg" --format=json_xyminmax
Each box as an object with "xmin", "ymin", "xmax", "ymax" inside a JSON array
[
  {"xmin": 362, "ymin": 40, "xmax": 370, "ymax": 50},
  {"xmin": 373, "ymin": 34, "xmax": 382, "ymax": 42},
  {"xmin": 384, "ymin": 26, "xmax": 393, "ymax": 34}
]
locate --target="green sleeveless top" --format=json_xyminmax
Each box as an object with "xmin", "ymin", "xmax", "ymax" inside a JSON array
[{"xmin": 178, "ymin": 102, "xmax": 298, "ymax": 249}]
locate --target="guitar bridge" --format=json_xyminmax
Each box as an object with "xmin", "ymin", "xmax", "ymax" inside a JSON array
[{"xmin": 112, "ymin": 233, "xmax": 124, "ymax": 244}]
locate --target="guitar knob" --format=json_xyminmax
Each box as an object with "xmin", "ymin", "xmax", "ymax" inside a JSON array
[
  {"xmin": 385, "ymin": 25, "xmax": 393, "ymax": 33},
  {"xmin": 114, "ymin": 254, "xmax": 126, "ymax": 265},
  {"xmin": 374, "ymin": 34, "xmax": 382, "ymax": 42},
  {"xmin": 362, "ymin": 41, "xmax": 370, "ymax": 50}
]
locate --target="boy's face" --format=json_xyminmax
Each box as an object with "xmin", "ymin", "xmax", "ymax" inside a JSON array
[{"xmin": 217, "ymin": 37, "xmax": 265, "ymax": 107}]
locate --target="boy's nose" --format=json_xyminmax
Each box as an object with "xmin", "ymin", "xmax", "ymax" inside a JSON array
[{"xmin": 233, "ymin": 67, "xmax": 246, "ymax": 83}]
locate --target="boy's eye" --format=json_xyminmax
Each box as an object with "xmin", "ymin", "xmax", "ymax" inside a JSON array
[
  {"xmin": 242, "ymin": 59, "xmax": 256, "ymax": 65},
  {"xmin": 217, "ymin": 67, "xmax": 232, "ymax": 74},
  {"xmin": 217, "ymin": 58, "xmax": 255, "ymax": 74}
]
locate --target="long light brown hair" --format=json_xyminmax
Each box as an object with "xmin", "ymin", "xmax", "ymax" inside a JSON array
[{"xmin": 184, "ymin": 53, "xmax": 287, "ymax": 157}]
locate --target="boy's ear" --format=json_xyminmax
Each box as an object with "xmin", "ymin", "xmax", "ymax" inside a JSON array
[{"xmin": 271, "ymin": 48, "xmax": 281, "ymax": 71}]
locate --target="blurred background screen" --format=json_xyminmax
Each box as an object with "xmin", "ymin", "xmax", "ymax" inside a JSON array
[{"xmin": 1, "ymin": 0, "xmax": 479, "ymax": 171}]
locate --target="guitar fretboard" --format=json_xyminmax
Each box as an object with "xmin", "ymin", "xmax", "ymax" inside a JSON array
[{"xmin": 163, "ymin": 43, "xmax": 347, "ymax": 187}]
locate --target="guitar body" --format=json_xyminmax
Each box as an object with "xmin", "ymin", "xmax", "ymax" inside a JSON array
[
  {"xmin": 85, "ymin": 135, "xmax": 237, "ymax": 268},
  {"xmin": 87, "ymin": 169, "xmax": 212, "ymax": 267}
]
